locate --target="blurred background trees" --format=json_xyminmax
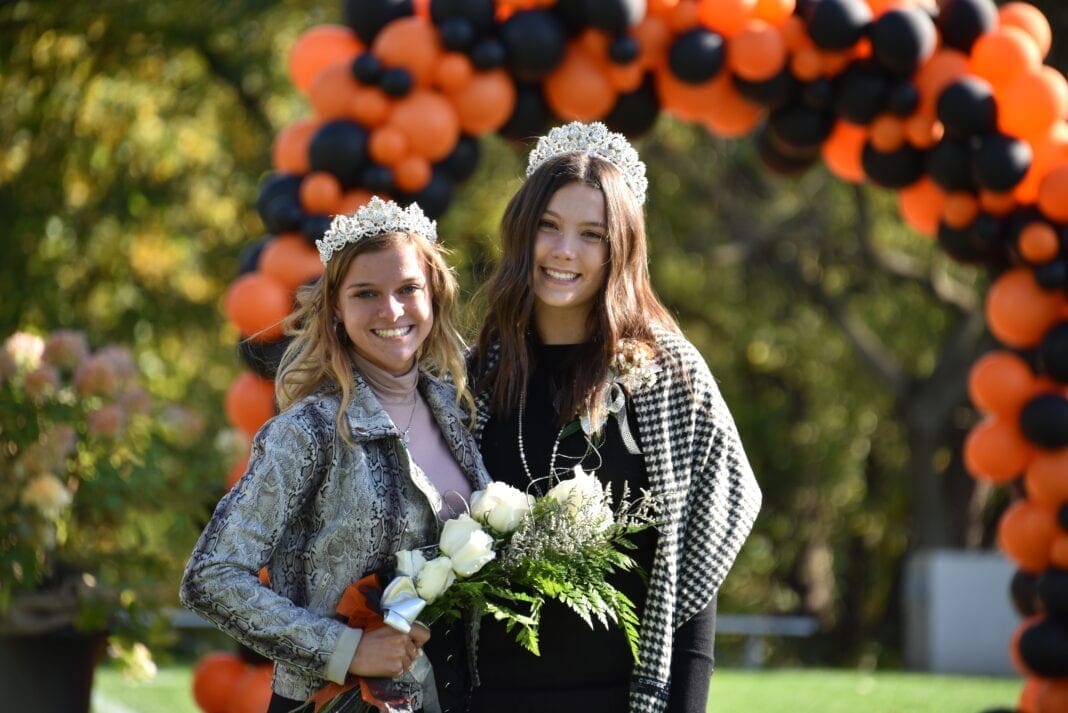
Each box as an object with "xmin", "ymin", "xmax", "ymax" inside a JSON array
[{"xmin": 2, "ymin": 0, "xmax": 1065, "ymax": 667}]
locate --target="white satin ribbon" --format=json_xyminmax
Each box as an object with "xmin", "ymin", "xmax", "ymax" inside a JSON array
[
  {"xmin": 580, "ymin": 382, "xmax": 642, "ymax": 456},
  {"xmin": 380, "ymin": 576, "xmax": 427, "ymax": 634}
]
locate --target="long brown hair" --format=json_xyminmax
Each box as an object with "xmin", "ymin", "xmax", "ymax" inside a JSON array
[
  {"xmin": 476, "ymin": 151, "xmax": 679, "ymax": 425},
  {"xmin": 277, "ymin": 232, "xmax": 473, "ymax": 440}
]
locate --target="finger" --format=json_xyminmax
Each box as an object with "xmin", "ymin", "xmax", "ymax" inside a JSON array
[{"xmin": 410, "ymin": 624, "xmax": 431, "ymax": 646}]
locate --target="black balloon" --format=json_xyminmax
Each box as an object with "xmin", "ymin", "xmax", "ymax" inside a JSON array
[
  {"xmin": 1018, "ymin": 618, "xmax": 1068, "ymax": 677},
  {"xmin": 734, "ymin": 69, "xmax": 801, "ymax": 111},
  {"xmin": 238, "ymin": 336, "xmax": 293, "ymax": 380},
  {"xmin": 887, "ymin": 81, "xmax": 920, "ymax": 117},
  {"xmin": 301, "ymin": 214, "xmax": 332, "ymax": 246},
  {"xmin": 870, "ymin": 7, "xmax": 936, "ymax": 78},
  {"xmin": 604, "ymin": 74, "xmax": 659, "ymax": 137},
  {"xmin": 405, "ymin": 168, "xmax": 454, "ymax": 219},
  {"xmin": 363, "ymin": 165, "xmax": 395, "ymax": 194},
  {"xmin": 936, "ymin": 0, "xmax": 998, "ymax": 54},
  {"xmin": 501, "ymin": 10, "xmax": 568, "ymax": 82},
  {"xmin": 926, "ymin": 139, "xmax": 976, "ymax": 192},
  {"xmin": 554, "ymin": 0, "xmax": 589, "ymax": 36},
  {"xmin": 352, "ymin": 53, "xmax": 383, "ymax": 85},
  {"xmin": 768, "ymin": 105, "xmax": 834, "ymax": 153},
  {"xmin": 757, "ymin": 127, "xmax": 819, "ymax": 175},
  {"xmin": 380, "ymin": 67, "xmax": 414, "ymax": 97},
  {"xmin": 1034, "ymin": 259, "xmax": 1068, "ymax": 290},
  {"xmin": 802, "ymin": 78, "xmax": 835, "ymax": 110},
  {"xmin": 1060, "ymin": 503, "xmax": 1068, "ymax": 530},
  {"xmin": 238, "ymin": 235, "xmax": 272, "ymax": 276},
  {"xmin": 861, "ymin": 142, "xmax": 925, "ymax": 189},
  {"xmin": 470, "ymin": 37, "xmax": 507, "ymax": 70},
  {"xmin": 972, "ymin": 133, "xmax": 1032, "ymax": 193},
  {"xmin": 1038, "ymin": 568, "xmax": 1068, "ymax": 622},
  {"xmin": 499, "ymin": 83, "xmax": 554, "ymax": 141},
  {"xmin": 585, "ymin": 0, "xmax": 644, "ymax": 34},
  {"xmin": 1011, "ymin": 569, "xmax": 1039, "ymax": 618},
  {"xmin": 343, "ymin": 0, "xmax": 413, "ymax": 45},
  {"xmin": 1040, "ymin": 322, "xmax": 1068, "ymax": 383},
  {"xmin": 256, "ymin": 173, "xmax": 304, "ymax": 235},
  {"xmin": 668, "ymin": 29, "xmax": 726, "ymax": 85},
  {"xmin": 805, "ymin": 0, "xmax": 873, "ymax": 51},
  {"xmin": 431, "ymin": 0, "xmax": 495, "ymax": 36},
  {"xmin": 309, "ymin": 121, "xmax": 369, "ymax": 188},
  {"xmin": 1019, "ymin": 393, "xmax": 1068, "ymax": 449},
  {"xmin": 440, "ymin": 17, "xmax": 476, "ymax": 51},
  {"xmin": 937, "ymin": 77, "xmax": 996, "ymax": 141},
  {"xmin": 438, "ymin": 135, "xmax": 481, "ymax": 182},
  {"xmin": 937, "ymin": 220, "xmax": 987, "ymax": 263},
  {"xmin": 833, "ymin": 62, "xmax": 890, "ymax": 124},
  {"xmin": 609, "ymin": 35, "xmax": 640, "ymax": 65},
  {"xmin": 971, "ymin": 213, "xmax": 1006, "ymax": 262}
]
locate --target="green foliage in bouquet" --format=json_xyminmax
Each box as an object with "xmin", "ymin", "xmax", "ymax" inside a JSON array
[{"xmin": 413, "ymin": 472, "xmax": 660, "ymax": 660}]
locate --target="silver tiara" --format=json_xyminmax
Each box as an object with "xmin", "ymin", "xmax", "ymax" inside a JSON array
[
  {"xmin": 526, "ymin": 121, "xmax": 648, "ymax": 206},
  {"xmin": 316, "ymin": 196, "xmax": 437, "ymax": 264}
]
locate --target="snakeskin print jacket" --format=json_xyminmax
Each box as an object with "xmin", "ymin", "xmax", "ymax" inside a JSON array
[{"xmin": 180, "ymin": 369, "xmax": 490, "ymax": 704}]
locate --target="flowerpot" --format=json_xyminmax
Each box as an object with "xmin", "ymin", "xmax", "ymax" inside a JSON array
[{"xmin": 0, "ymin": 626, "xmax": 107, "ymax": 713}]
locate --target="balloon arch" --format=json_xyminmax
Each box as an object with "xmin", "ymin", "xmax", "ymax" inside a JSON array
[{"xmin": 203, "ymin": 0, "xmax": 1068, "ymax": 711}]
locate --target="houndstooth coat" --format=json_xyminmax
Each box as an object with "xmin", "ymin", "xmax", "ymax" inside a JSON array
[{"xmin": 471, "ymin": 326, "xmax": 762, "ymax": 713}]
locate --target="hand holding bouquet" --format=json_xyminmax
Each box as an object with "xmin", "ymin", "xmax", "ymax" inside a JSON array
[{"xmin": 313, "ymin": 467, "xmax": 660, "ymax": 713}]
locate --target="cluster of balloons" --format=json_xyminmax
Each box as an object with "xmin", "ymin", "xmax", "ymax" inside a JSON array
[
  {"xmin": 191, "ymin": 653, "xmax": 273, "ymax": 713},
  {"xmin": 210, "ymin": 0, "xmax": 1068, "ymax": 709}
]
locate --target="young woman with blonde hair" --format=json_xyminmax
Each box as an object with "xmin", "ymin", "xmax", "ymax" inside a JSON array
[{"xmin": 182, "ymin": 197, "xmax": 489, "ymax": 713}]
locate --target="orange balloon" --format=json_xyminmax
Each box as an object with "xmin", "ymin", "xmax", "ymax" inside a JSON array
[
  {"xmin": 822, "ymin": 120, "xmax": 869, "ymax": 184},
  {"xmin": 904, "ymin": 113, "xmax": 943, "ymax": 149},
  {"xmin": 754, "ymin": 0, "xmax": 795, "ymax": 25},
  {"xmin": 368, "ymin": 125, "xmax": 410, "ymax": 166},
  {"xmin": 968, "ymin": 350, "xmax": 1035, "ymax": 416},
  {"xmin": 969, "ymin": 26, "xmax": 1042, "ymax": 90},
  {"xmin": 260, "ymin": 234, "xmax": 323, "ymax": 291},
  {"xmin": 1021, "ymin": 676, "xmax": 1045, "ymax": 713},
  {"xmin": 790, "ymin": 46, "xmax": 822, "ymax": 82},
  {"xmin": 390, "ymin": 90, "xmax": 461, "ymax": 162},
  {"xmin": 998, "ymin": 499, "xmax": 1058, "ymax": 573},
  {"xmin": 634, "ymin": 15, "xmax": 673, "ymax": 71},
  {"xmin": 980, "ymin": 189, "xmax": 1018, "ymax": 216},
  {"xmin": 1000, "ymin": 3, "xmax": 1052, "ymax": 59},
  {"xmin": 701, "ymin": 73, "xmax": 764, "ymax": 137},
  {"xmin": 1024, "ymin": 448, "xmax": 1068, "ymax": 509},
  {"xmin": 964, "ymin": 417, "xmax": 1033, "ymax": 484},
  {"xmin": 941, "ymin": 191, "xmax": 979, "ymax": 229},
  {"xmin": 915, "ymin": 49, "xmax": 970, "ymax": 117},
  {"xmin": 729, "ymin": 19, "xmax": 787, "ymax": 82},
  {"xmin": 338, "ymin": 189, "xmax": 373, "ymax": 214},
  {"xmin": 229, "ymin": 665, "xmax": 274, "ymax": 713},
  {"xmin": 223, "ymin": 273, "xmax": 292, "ymax": 341},
  {"xmin": 351, "ymin": 85, "xmax": 392, "ymax": 128},
  {"xmin": 869, "ymin": 114, "xmax": 905, "ymax": 153},
  {"xmin": 578, "ymin": 29, "xmax": 610, "ymax": 59},
  {"xmin": 225, "ymin": 371, "xmax": 276, "ymax": 436},
  {"xmin": 448, "ymin": 69, "xmax": 517, "ymax": 135},
  {"xmin": 998, "ymin": 67, "xmax": 1068, "ymax": 142},
  {"xmin": 657, "ymin": 67, "xmax": 718, "ymax": 122},
  {"xmin": 299, "ymin": 172, "xmax": 343, "ymax": 214},
  {"xmin": 1050, "ymin": 536, "xmax": 1068, "ymax": 569},
  {"xmin": 309, "ymin": 61, "xmax": 361, "ymax": 120},
  {"xmin": 985, "ymin": 267, "xmax": 1066, "ymax": 348},
  {"xmin": 1038, "ymin": 163, "xmax": 1068, "ymax": 223},
  {"xmin": 697, "ymin": 0, "xmax": 757, "ymax": 38},
  {"xmin": 1039, "ymin": 679, "xmax": 1068, "ymax": 713},
  {"xmin": 607, "ymin": 61, "xmax": 646, "ymax": 93},
  {"xmin": 192, "ymin": 652, "xmax": 247, "ymax": 713},
  {"xmin": 1016, "ymin": 124, "xmax": 1068, "ymax": 204},
  {"xmin": 436, "ymin": 52, "xmax": 474, "ymax": 93},
  {"xmin": 544, "ymin": 46, "xmax": 617, "ymax": 121},
  {"xmin": 897, "ymin": 176, "xmax": 945, "ymax": 235},
  {"xmin": 817, "ymin": 49, "xmax": 853, "ymax": 76},
  {"xmin": 289, "ymin": 25, "xmax": 362, "ymax": 94},
  {"xmin": 778, "ymin": 15, "xmax": 809, "ymax": 52},
  {"xmin": 1019, "ymin": 221, "xmax": 1061, "ymax": 264},
  {"xmin": 649, "ymin": 0, "xmax": 681, "ymax": 16},
  {"xmin": 372, "ymin": 16, "xmax": 443, "ymax": 87},
  {"xmin": 394, "ymin": 154, "xmax": 433, "ymax": 192},
  {"xmin": 272, "ymin": 118, "xmax": 318, "ymax": 174}
]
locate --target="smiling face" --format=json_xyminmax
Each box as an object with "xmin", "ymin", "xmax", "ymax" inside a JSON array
[
  {"xmin": 335, "ymin": 240, "xmax": 433, "ymax": 376},
  {"xmin": 531, "ymin": 181, "xmax": 609, "ymax": 343}
]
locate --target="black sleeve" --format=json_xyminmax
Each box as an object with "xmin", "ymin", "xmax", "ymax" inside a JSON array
[{"xmin": 667, "ymin": 595, "xmax": 717, "ymax": 713}]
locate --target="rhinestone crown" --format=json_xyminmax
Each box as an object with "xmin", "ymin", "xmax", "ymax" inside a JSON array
[
  {"xmin": 526, "ymin": 121, "xmax": 648, "ymax": 206},
  {"xmin": 316, "ymin": 196, "xmax": 437, "ymax": 265}
]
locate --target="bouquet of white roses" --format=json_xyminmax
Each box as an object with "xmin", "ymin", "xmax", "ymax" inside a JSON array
[{"xmin": 313, "ymin": 467, "xmax": 659, "ymax": 713}]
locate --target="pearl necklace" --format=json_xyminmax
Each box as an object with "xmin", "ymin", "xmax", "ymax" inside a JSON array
[{"xmin": 517, "ymin": 389, "xmax": 566, "ymax": 489}]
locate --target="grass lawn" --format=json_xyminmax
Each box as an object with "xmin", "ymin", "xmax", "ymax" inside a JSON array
[{"xmin": 92, "ymin": 666, "xmax": 1023, "ymax": 713}]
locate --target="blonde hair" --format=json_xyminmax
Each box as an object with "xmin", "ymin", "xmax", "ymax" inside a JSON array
[{"xmin": 276, "ymin": 232, "xmax": 473, "ymax": 440}]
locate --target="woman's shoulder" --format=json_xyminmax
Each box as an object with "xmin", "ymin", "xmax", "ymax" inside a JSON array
[
  {"xmin": 648, "ymin": 325, "xmax": 713, "ymax": 380},
  {"xmin": 269, "ymin": 389, "xmax": 341, "ymax": 439}
]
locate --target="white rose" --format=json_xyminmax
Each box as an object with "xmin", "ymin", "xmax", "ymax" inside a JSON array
[
  {"xmin": 395, "ymin": 549, "xmax": 427, "ymax": 578},
  {"xmin": 546, "ymin": 466, "xmax": 613, "ymax": 531},
  {"xmin": 470, "ymin": 482, "xmax": 535, "ymax": 534},
  {"xmin": 438, "ymin": 514, "xmax": 484, "ymax": 557},
  {"xmin": 449, "ymin": 529, "xmax": 496, "ymax": 577},
  {"xmin": 414, "ymin": 556, "xmax": 456, "ymax": 603}
]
